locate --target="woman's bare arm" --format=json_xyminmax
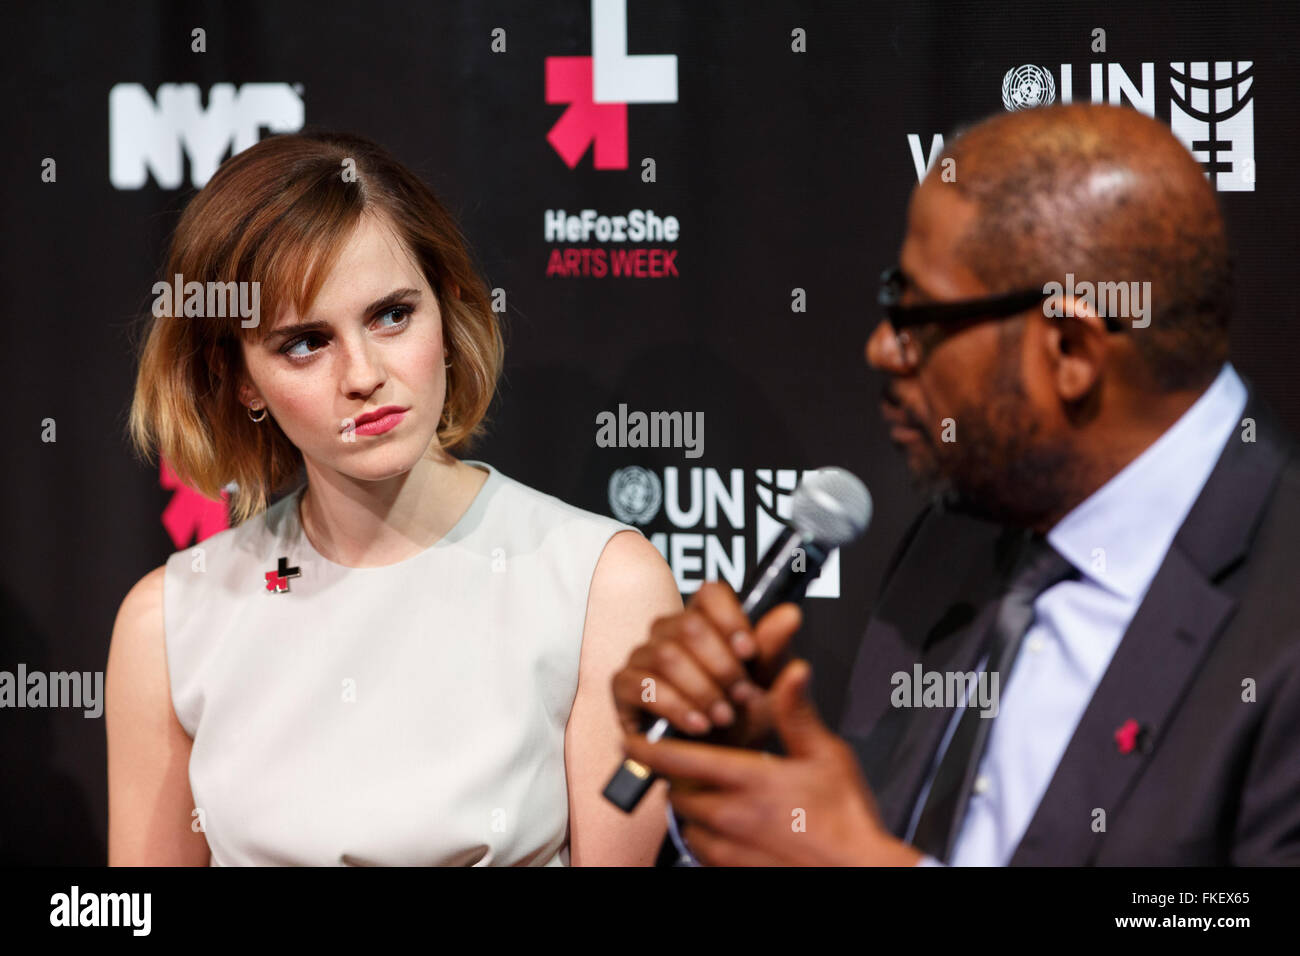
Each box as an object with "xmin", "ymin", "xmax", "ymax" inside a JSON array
[
  {"xmin": 106, "ymin": 566, "xmax": 211, "ymax": 865},
  {"xmin": 565, "ymin": 530, "xmax": 683, "ymax": 865}
]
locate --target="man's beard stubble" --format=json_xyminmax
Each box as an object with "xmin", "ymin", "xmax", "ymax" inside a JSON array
[{"xmin": 910, "ymin": 369, "xmax": 1078, "ymax": 529}]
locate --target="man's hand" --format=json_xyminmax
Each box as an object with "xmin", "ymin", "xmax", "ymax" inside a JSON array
[
  {"xmin": 611, "ymin": 580, "xmax": 802, "ymax": 748},
  {"xmin": 623, "ymin": 658, "xmax": 925, "ymax": 866}
]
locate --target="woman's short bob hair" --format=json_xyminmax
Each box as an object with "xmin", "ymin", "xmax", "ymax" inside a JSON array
[{"xmin": 129, "ymin": 129, "xmax": 504, "ymax": 524}]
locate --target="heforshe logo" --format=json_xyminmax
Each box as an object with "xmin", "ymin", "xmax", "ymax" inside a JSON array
[
  {"xmin": 546, "ymin": 0, "xmax": 678, "ymax": 169},
  {"xmin": 607, "ymin": 466, "xmax": 841, "ymax": 598},
  {"xmin": 109, "ymin": 83, "xmax": 304, "ymax": 189}
]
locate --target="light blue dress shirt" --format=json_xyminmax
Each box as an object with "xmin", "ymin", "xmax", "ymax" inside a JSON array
[{"xmin": 911, "ymin": 361, "xmax": 1247, "ymax": 865}]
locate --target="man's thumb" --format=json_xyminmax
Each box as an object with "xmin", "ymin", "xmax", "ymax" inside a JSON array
[{"xmin": 771, "ymin": 659, "xmax": 829, "ymax": 757}]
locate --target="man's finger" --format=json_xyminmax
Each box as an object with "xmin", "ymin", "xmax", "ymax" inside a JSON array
[
  {"xmin": 689, "ymin": 580, "xmax": 758, "ymax": 661},
  {"xmin": 675, "ymin": 606, "xmax": 753, "ymax": 699},
  {"xmin": 623, "ymin": 732, "xmax": 764, "ymax": 789},
  {"xmin": 669, "ymin": 787, "xmax": 777, "ymax": 845},
  {"xmin": 628, "ymin": 630, "xmax": 729, "ymax": 726},
  {"xmin": 680, "ymin": 822, "xmax": 783, "ymax": 867},
  {"xmin": 611, "ymin": 666, "xmax": 710, "ymax": 735}
]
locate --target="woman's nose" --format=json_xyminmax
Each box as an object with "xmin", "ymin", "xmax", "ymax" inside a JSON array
[{"xmin": 341, "ymin": 339, "xmax": 385, "ymax": 398}]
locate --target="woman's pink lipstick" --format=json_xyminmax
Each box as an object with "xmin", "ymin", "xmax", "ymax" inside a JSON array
[{"xmin": 350, "ymin": 406, "xmax": 408, "ymax": 436}]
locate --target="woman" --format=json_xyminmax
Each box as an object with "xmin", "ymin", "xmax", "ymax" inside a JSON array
[{"xmin": 106, "ymin": 130, "xmax": 680, "ymax": 865}]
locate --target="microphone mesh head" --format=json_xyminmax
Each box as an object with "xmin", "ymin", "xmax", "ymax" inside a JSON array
[{"xmin": 790, "ymin": 467, "xmax": 873, "ymax": 548}]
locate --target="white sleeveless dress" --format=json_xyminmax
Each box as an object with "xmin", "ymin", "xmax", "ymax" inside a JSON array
[{"xmin": 162, "ymin": 461, "xmax": 638, "ymax": 866}]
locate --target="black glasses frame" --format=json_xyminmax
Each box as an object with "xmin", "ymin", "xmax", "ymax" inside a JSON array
[{"xmin": 878, "ymin": 266, "xmax": 1125, "ymax": 334}]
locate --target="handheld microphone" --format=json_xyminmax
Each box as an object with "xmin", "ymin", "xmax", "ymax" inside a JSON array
[{"xmin": 603, "ymin": 466, "xmax": 873, "ymax": 812}]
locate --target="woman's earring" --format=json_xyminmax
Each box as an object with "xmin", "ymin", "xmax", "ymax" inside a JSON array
[
  {"xmin": 248, "ymin": 402, "xmax": 268, "ymax": 423},
  {"xmin": 444, "ymin": 351, "xmax": 452, "ymax": 369}
]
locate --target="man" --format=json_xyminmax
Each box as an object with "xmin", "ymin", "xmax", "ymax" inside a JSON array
[{"xmin": 614, "ymin": 103, "xmax": 1300, "ymax": 865}]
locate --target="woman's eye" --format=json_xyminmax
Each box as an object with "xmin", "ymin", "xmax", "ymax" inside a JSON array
[
  {"xmin": 276, "ymin": 307, "xmax": 410, "ymax": 360},
  {"xmin": 373, "ymin": 305, "xmax": 413, "ymax": 330},
  {"xmin": 281, "ymin": 333, "xmax": 327, "ymax": 359}
]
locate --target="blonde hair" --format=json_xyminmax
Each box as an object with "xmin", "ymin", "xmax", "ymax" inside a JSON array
[{"xmin": 129, "ymin": 130, "xmax": 504, "ymax": 524}]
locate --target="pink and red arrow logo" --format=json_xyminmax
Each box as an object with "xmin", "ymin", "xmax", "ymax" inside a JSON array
[
  {"xmin": 160, "ymin": 457, "xmax": 230, "ymax": 548},
  {"xmin": 545, "ymin": 0, "xmax": 677, "ymax": 170},
  {"xmin": 547, "ymin": 58, "xmax": 628, "ymax": 169}
]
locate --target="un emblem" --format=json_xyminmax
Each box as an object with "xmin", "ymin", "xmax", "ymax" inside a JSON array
[
  {"xmin": 607, "ymin": 466, "xmax": 662, "ymax": 525},
  {"xmin": 1002, "ymin": 64, "xmax": 1056, "ymax": 110}
]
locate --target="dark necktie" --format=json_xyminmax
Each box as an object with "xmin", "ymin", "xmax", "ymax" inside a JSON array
[{"xmin": 910, "ymin": 531, "xmax": 1077, "ymax": 863}]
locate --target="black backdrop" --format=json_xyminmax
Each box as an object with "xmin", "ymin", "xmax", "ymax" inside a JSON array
[{"xmin": 2, "ymin": 0, "xmax": 1296, "ymax": 864}]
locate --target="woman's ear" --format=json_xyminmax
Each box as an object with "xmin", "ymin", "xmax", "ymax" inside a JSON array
[
  {"xmin": 235, "ymin": 366, "xmax": 261, "ymax": 409},
  {"xmin": 221, "ymin": 340, "xmax": 259, "ymax": 407}
]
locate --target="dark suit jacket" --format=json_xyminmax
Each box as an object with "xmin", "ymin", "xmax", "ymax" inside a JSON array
[{"xmin": 839, "ymin": 378, "xmax": 1300, "ymax": 865}]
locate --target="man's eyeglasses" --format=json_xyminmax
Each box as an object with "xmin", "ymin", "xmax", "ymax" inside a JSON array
[{"xmin": 877, "ymin": 266, "xmax": 1123, "ymax": 367}]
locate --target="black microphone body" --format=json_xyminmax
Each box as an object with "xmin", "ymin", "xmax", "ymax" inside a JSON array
[{"xmin": 602, "ymin": 526, "xmax": 831, "ymax": 812}]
